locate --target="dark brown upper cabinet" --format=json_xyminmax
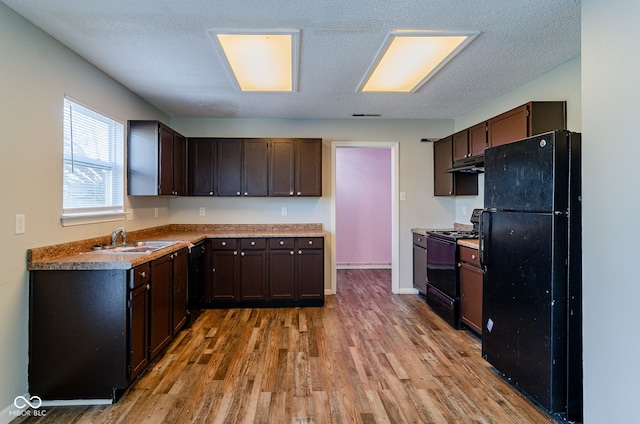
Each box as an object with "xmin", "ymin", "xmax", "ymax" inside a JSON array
[
  {"xmin": 128, "ymin": 120, "xmax": 186, "ymax": 196},
  {"xmin": 188, "ymin": 138, "xmax": 216, "ymax": 196},
  {"xmin": 270, "ymin": 138, "xmax": 322, "ymax": 197},
  {"xmin": 468, "ymin": 122, "xmax": 488, "ymax": 157},
  {"xmin": 434, "ymin": 136, "xmax": 478, "ymax": 197},
  {"xmin": 488, "ymin": 101, "xmax": 566, "ymax": 148},
  {"xmin": 215, "ymin": 138, "xmax": 269, "ymax": 197}
]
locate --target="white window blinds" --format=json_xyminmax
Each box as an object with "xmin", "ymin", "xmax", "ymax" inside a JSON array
[{"xmin": 62, "ymin": 97, "xmax": 124, "ymax": 220}]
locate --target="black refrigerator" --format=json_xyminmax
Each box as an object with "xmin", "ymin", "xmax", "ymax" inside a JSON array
[{"xmin": 479, "ymin": 130, "xmax": 582, "ymax": 423}]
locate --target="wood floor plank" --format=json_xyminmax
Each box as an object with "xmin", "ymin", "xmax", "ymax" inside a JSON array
[{"xmin": 18, "ymin": 269, "xmax": 556, "ymax": 424}]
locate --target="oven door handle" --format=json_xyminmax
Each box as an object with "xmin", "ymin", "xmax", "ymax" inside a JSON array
[{"xmin": 478, "ymin": 208, "xmax": 495, "ymax": 273}]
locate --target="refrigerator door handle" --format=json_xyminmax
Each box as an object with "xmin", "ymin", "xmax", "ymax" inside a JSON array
[{"xmin": 478, "ymin": 208, "xmax": 495, "ymax": 272}]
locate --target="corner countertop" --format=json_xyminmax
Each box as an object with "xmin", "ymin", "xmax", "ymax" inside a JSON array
[
  {"xmin": 458, "ymin": 239, "xmax": 480, "ymax": 249},
  {"xmin": 28, "ymin": 223, "xmax": 326, "ymax": 271}
]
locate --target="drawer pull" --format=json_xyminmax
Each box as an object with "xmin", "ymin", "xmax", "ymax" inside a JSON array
[
  {"xmin": 308, "ymin": 240, "xmax": 313, "ymax": 245},
  {"xmin": 471, "ymin": 254, "xmax": 476, "ymax": 260},
  {"xmin": 241, "ymin": 252, "xmax": 245, "ymax": 256},
  {"xmin": 279, "ymin": 240, "xmax": 285, "ymax": 246},
  {"xmin": 221, "ymin": 241, "xmax": 226, "ymax": 246},
  {"xmin": 139, "ymin": 271, "xmax": 146, "ymax": 278},
  {"xmin": 250, "ymin": 241, "xmax": 256, "ymax": 246},
  {"xmin": 290, "ymin": 251, "xmax": 294, "ymax": 255}
]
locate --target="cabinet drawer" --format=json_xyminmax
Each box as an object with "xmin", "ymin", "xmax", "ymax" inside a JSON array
[
  {"xmin": 130, "ymin": 263, "xmax": 151, "ymax": 289},
  {"xmin": 269, "ymin": 238, "xmax": 295, "ymax": 249},
  {"xmin": 210, "ymin": 239, "xmax": 238, "ymax": 250},
  {"xmin": 298, "ymin": 237, "xmax": 323, "ymax": 249},
  {"xmin": 459, "ymin": 246, "xmax": 480, "ymax": 267},
  {"xmin": 413, "ymin": 233, "xmax": 427, "ymax": 248},
  {"xmin": 241, "ymin": 238, "xmax": 266, "ymax": 249}
]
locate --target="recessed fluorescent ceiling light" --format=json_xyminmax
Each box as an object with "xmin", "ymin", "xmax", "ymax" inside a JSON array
[
  {"xmin": 208, "ymin": 29, "xmax": 300, "ymax": 92},
  {"xmin": 359, "ymin": 30, "xmax": 480, "ymax": 93}
]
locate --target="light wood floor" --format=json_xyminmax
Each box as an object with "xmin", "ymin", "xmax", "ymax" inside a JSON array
[{"xmin": 17, "ymin": 269, "xmax": 554, "ymax": 423}]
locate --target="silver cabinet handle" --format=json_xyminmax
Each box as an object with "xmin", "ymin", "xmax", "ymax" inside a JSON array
[
  {"xmin": 236, "ymin": 191, "xmax": 241, "ymax": 196},
  {"xmin": 298, "ymin": 250, "xmax": 302, "ymax": 255},
  {"xmin": 221, "ymin": 241, "xmax": 226, "ymax": 246},
  {"xmin": 139, "ymin": 271, "xmax": 146, "ymax": 278},
  {"xmin": 289, "ymin": 191, "xmax": 294, "ymax": 196},
  {"xmin": 146, "ymin": 284, "xmax": 150, "ymax": 290},
  {"xmin": 279, "ymin": 240, "xmax": 285, "ymax": 245},
  {"xmin": 209, "ymin": 191, "xmax": 213, "ymax": 195},
  {"xmin": 308, "ymin": 240, "xmax": 313, "ymax": 245},
  {"xmin": 233, "ymin": 251, "xmax": 238, "ymax": 256},
  {"xmin": 241, "ymin": 252, "xmax": 245, "ymax": 256},
  {"xmin": 244, "ymin": 192, "xmax": 248, "ymax": 196},
  {"xmin": 250, "ymin": 241, "xmax": 256, "ymax": 246},
  {"xmin": 297, "ymin": 192, "xmax": 302, "ymax": 196},
  {"xmin": 471, "ymin": 254, "xmax": 476, "ymax": 260},
  {"xmin": 290, "ymin": 251, "xmax": 294, "ymax": 255}
]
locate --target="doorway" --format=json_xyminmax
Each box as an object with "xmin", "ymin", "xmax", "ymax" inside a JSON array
[{"xmin": 331, "ymin": 142, "xmax": 400, "ymax": 294}]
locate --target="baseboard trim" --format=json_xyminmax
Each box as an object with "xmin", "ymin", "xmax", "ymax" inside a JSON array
[{"xmin": 336, "ymin": 264, "xmax": 391, "ymax": 270}]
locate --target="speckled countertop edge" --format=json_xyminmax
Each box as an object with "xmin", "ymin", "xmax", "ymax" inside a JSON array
[{"xmin": 28, "ymin": 223, "xmax": 326, "ymax": 271}]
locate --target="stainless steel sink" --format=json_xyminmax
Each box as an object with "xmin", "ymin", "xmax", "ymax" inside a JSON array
[{"xmin": 87, "ymin": 241, "xmax": 177, "ymax": 254}]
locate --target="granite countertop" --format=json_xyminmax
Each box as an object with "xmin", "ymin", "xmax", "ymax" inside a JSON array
[{"xmin": 28, "ymin": 223, "xmax": 326, "ymax": 271}]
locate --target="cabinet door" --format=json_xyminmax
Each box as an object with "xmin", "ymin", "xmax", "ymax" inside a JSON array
[
  {"xmin": 173, "ymin": 132, "xmax": 187, "ymax": 196},
  {"xmin": 158, "ymin": 124, "xmax": 175, "ymax": 195},
  {"xmin": 270, "ymin": 139, "xmax": 296, "ymax": 196},
  {"xmin": 188, "ymin": 138, "xmax": 216, "ymax": 196},
  {"xmin": 150, "ymin": 256, "xmax": 173, "ymax": 359},
  {"xmin": 452, "ymin": 130, "xmax": 469, "ymax": 162},
  {"xmin": 433, "ymin": 137, "xmax": 454, "ymax": 196},
  {"xmin": 243, "ymin": 139, "xmax": 269, "ymax": 196},
  {"xmin": 412, "ymin": 244, "xmax": 427, "ymax": 294},
  {"xmin": 129, "ymin": 283, "xmax": 149, "ymax": 379},
  {"xmin": 297, "ymin": 238, "xmax": 324, "ymax": 300},
  {"xmin": 172, "ymin": 249, "xmax": 188, "ymax": 335},
  {"xmin": 239, "ymin": 249, "xmax": 267, "ymax": 300},
  {"xmin": 215, "ymin": 139, "xmax": 243, "ymax": 196},
  {"xmin": 297, "ymin": 139, "xmax": 322, "ymax": 196},
  {"xmin": 210, "ymin": 249, "xmax": 238, "ymax": 301},
  {"xmin": 468, "ymin": 122, "xmax": 487, "ymax": 157},
  {"xmin": 460, "ymin": 262, "xmax": 483, "ymax": 335},
  {"xmin": 488, "ymin": 104, "xmax": 528, "ymax": 148},
  {"xmin": 269, "ymin": 249, "xmax": 296, "ymax": 299}
]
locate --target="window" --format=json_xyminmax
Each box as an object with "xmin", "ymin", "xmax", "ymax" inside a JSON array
[{"xmin": 62, "ymin": 97, "xmax": 125, "ymax": 226}]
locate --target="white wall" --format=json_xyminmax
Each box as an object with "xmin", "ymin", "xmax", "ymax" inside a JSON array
[
  {"xmin": 582, "ymin": 1, "xmax": 640, "ymax": 422},
  {"xmin": 0, "ymin": 4, "xmax": 170, "ymax": 420},
  {"xmin": 452, "ymin": 57, "xmax": 582, "ymax": 224}
]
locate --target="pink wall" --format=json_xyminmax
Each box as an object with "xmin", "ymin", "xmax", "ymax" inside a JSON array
[{"xmin": 336, "ymin": 147, "xmax": 392, "ymax": 267}]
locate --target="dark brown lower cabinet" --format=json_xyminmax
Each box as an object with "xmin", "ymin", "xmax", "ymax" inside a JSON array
[
  {"xmin": 129, "ymin": 264, "xmax": 150, "ymax": 380},
  {"xmin": 459, "ymin": 246, "xmax": 483, "ymax": 335},
  {"xmin": 28, "ymin": 249, "xmax": 190, "ymax": 402},
  {"xmin": 150, "ymin": 255, "xmax": 173, "ymax": 359},
  {"xmin": 208, "ymin": 236, "xmax": 324, "ymax": 306},
  {"xmin": 297, "ymin": 237, "xmax": 324, "ymax": 300}
]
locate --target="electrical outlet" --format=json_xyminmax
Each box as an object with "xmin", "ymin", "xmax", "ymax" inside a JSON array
[
  {"xmin": 400, "ymin": 192, "xmax": 406, "ymax": 201},
  {"xmin": 154, "ymin": 208, "xmax": 159, "ymax": 218},
  {"xmin": 199, "ymin": 207, "xmax": 205, "ymax": 216},
  {"xmin": 281, "ymin": 207, "xmax": 288, "ymax": 216},
  {"xmin": 14, "ymin": 214, "xmax": 25, "ymax": 234}
]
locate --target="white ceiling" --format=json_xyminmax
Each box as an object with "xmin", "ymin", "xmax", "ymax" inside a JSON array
[{"xmin": 2, "ymin": 0, "xmax": 581, "ymax": 120}]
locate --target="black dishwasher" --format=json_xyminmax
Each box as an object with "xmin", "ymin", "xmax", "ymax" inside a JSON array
[{"xmin": 187, "ymin": 240, "xmax": 206, "ymax": 325}]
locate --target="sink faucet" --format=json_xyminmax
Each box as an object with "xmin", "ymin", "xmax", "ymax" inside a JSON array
[{"xmin": 111, "ymin": 227, "xmax": 127, "ymax": 246}]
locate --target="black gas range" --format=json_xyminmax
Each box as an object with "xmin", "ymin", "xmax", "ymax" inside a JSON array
[{"xmin": 425, "ymin": 210, "xmax": 481, "ymax": 329}]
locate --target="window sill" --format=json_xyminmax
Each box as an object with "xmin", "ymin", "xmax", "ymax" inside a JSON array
[{"xmin": 61, "ymin": 211, "xmax": 126, "ymax": 227}]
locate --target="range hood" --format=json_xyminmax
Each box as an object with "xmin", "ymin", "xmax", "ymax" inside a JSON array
[{"xmin": 445, "ymin": 155, "xmax": 484, "ymax": 173}]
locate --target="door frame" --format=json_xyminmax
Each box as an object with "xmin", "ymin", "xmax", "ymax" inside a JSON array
[{"xmin": 330, "ymin": 141, "xmax": 400, "ymax": 294}]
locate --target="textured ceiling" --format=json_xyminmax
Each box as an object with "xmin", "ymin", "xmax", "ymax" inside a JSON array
[{"xmin": 2, "ymin": 0, "xmax": 581, "ymax": 120}]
